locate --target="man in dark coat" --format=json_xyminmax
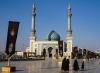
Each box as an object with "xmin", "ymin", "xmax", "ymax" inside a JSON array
[
  {"xmin": 61, "ymin": 57, "xmax": 70, "ymax": 71},
  {"xmin": 73, "ymin": 59, "xmax": 79, "ymax": 71}
]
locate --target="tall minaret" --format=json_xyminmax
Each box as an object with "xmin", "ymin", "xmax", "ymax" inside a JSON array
[
  {"xmin": 67, "ymin": 1, "xmax": 72, "ymax": 36},
  {"xmin": 30, "ymin": 3, "xmax": 36, "ymax": 41},
  {"xmin": 66, "ymin": 0, "xmax": 73, "ymax": 59},
  {"xmin": 29, "ymin": 3, "xmax": 36, "ymax": 53}
]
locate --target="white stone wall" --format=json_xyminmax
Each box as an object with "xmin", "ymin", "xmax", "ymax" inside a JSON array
[
  {"xmin": 28, "ymin": 40, "xmax": 59, "ymax": 56},
  {"xmin": 16, "ymin": 51, "xmax": 23, "ymax": 56},
  {"xmin": 66, "ymin": 36, "xmax": 73, "ymax": 58}
]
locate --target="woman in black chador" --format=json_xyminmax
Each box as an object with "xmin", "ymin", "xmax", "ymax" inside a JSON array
[
  {"xmin": 73, "ymin": 59, "xmax": 79, "ymax": 71},
  {"xmin": 81, "ymin": 60, "xmax": 84, "ymax": 70},
  {"xmin": 61, "ymin": 57, "xmax": 70, "ymax": 71}
]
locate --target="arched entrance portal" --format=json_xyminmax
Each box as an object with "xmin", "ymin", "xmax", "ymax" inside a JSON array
[{"xmin": 48, "ymin": 47, "xmax": 53, "ymax": 57}]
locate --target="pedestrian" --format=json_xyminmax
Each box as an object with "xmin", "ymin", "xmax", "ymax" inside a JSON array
[
  {"xmin": 81, "ymin": 60, "xmax": 84, "ymax": 70},
  {"xmin": 43, "ymin": 48, "xmax": 46, "ymax": 59},
  {"xmin": 73, "ymin": 59, "xmax": 79, "ymax": 71},
  {"xmin": 61, "ymin": 57, "xmax": 70, "ymax": 71}
]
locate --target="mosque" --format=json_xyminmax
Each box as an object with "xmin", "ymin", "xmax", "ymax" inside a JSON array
[{"xmin": 26, "ymin": 2, "xmax": 73, "ymax": 59}]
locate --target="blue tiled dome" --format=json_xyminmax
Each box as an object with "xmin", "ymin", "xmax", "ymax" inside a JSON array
[{"xmin": 48, "ymin": 30, "xmax": 60, "ymax": 41}]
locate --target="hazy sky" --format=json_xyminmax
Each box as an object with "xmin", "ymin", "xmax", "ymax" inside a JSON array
[{"xmin": 0, "ymin": 0, "xmax": 100, "ymax": 52}]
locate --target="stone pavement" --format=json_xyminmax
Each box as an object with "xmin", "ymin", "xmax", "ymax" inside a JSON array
[{"xmin": 0, "ymin": 58, "xmax": 100, "ymax": 73}]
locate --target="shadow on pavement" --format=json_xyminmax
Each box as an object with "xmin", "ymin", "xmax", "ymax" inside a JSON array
[
  {"xmin": 80, "ymin": 67, "xmax": 96, "ymax": 71},
  {"xmin": 16, "ymin": 69, "xmax": 24, "ymax": 72},
  {"xmin": 41, "ymin": 67, "xmax": 60, "ymax": 69}
]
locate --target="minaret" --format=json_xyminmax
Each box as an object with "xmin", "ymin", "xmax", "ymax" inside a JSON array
[
  {"xmin": 30, "ymin": 3, "xmax": 36, "ymax": 41},
  {"xmin": 66, "ymin": 0, "xmax": 73, "ymax": 59},
  {"xmin": 67, "ymin": 1, "xmax": 72, "ymax": 36},
  {"xmin": 29, "ymin": 3, "xmax": 36, "ymax": 53}
]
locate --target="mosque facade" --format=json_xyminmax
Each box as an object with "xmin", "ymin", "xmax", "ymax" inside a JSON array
[{"xmin": 26, "ymin": 2, "xmax": 73, "ymax": 58}]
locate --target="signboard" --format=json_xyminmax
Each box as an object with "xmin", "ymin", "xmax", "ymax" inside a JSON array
[{"xmin": 5, "ymin": 21, "xmax": 19, "ymax": 56}]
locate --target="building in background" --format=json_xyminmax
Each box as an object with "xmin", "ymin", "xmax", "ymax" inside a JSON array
[{"xmin": 26, "ymin": 2, "xmax": 73, "ymax": 58}]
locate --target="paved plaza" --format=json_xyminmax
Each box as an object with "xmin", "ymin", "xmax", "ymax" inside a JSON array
[{"xmin": 0, "ymin": 58, "xmax": 100, "ymax": 73}]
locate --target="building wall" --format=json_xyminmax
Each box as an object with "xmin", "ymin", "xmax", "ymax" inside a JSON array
[
  {"xmin": 66, "ymin": 36, "xmax": 73, "ymax": 58},
  {"xmin": 28, "ymin": 40, "xmax": 59, "ymax": 56}
]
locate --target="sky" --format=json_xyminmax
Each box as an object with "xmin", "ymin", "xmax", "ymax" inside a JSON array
[{"xmin": 0, "ymin": 0, "xmax": 100, "ymax": 52}]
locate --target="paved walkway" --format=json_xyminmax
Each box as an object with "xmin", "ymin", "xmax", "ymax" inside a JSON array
[{"xmin": 0, "ymin": 58, "xmax": 100, "ymax": 73}]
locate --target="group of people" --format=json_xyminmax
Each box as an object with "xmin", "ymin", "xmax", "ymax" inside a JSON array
[{"xmin": 61, "ymin": 57, "xmax": 84, "ymax": 71}]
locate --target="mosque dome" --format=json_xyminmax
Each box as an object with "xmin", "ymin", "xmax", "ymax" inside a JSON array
[{"xmin": 48, "ymin": 30, "xmax": 60, "ymax": 41}]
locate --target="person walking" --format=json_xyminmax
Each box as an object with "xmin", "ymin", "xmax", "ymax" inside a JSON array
[
  {"xmin": 73, "ymin": 59, "xmax": 79, "ymax": 71},
  {"xmin": 61, "ymin": 57, "xmax": 70, "ymax": 71},
  {"xmin": 81, "ymin": 60, "xmax": 84, "ymax": 70}
]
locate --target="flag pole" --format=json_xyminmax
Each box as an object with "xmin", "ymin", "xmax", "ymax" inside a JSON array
[
  {"xmin": 7, "ymin": 54, "xmax": 14, "ymax": 66},
  {"xmin": 8, "ymin": 57, "xmax": 10, "ymax": 66}
]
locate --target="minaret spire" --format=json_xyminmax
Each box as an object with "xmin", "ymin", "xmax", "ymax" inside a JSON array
[
  {"xmin": 32, "ymin": 3, "xmax": 36, "ymax": 32},
  {"xmin": 68, "ymin": 0, "xmax": 71, "ymax": 9},
  {"xmin": 30, "ymin": 3, "xmax": 36, "ymax": 41},
  {"xmin": 66, "ymin": 0, "xmax": 73, "ymax": 59},
  {"xmin": 67, "ymin": 0, "xmax": 72, "ymax": 36}
]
